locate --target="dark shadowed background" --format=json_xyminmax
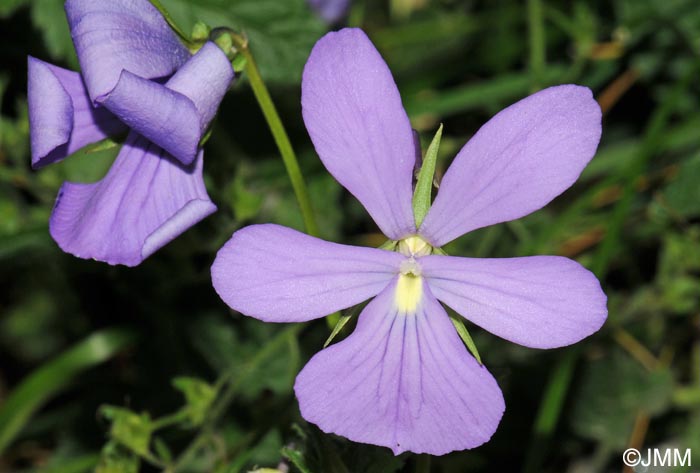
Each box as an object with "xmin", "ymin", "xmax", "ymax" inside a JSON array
[{"xmin": 1, "ymin": 0, "xmax": 699, "ymax": 472}]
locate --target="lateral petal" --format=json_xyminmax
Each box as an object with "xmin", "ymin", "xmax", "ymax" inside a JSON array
[
  {"xmin": 27, "ymin": 57, "xmax": 125, "ymax": 168},
  {"xmin": 421, "ymin": 254, "xmax": 607, "ymax": 349},
  {"xmin": 211, "ymin": 225, "xmax": 403, "ymax": 322}
]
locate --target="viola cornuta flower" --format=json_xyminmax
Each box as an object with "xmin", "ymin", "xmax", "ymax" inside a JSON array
[
  {"xmin": 28, "ymin": 0, "xmax": 234, "ymax": 266},
  {"xmin": 211, "ymin": 28, "xmax": 607, "ymax": 455}
]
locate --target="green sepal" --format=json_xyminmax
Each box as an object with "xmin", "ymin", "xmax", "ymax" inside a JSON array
[
  {"xmin": 378, "ymin": 239, "xmax": 398, "ymax": 251},
  {"xmin": 199, "ymin": 127, "xmax": 214, "ymax": 147},
  {"xmin": 324, "ymin": 304, "xmax": 363, "ymax": 348},
  {"xmin": 83, "ymin": 135, "xmax": 124, "ymax": 154},
  {"xmin": 412, "ymin": 124, "xmax": 443, "ymax": 228},
  {"xmin": 449, "ymin": 313, "xmax": 482, "ymax": 365},
  {"xmin": 324, "ymin": 313, "xmax": 353, "ymax": 348},
  {"xmin": 232, "ymin": 53, "xmax": 248, "ymax": 74},
  {"xmin": 191, "ymin": 21, "xmax": 211, "ymax": 42},
  {"xmin": 213, "ymin": 31, "xmax": 235, "ymax": 60}
]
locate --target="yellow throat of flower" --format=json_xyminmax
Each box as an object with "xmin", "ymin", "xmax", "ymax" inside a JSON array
[
  {"xmin": 395, "ymin": 271, "xmax": 422, "ymax": 313},
  {"xmin": 394, "ymin": 235, "xmax": 431, "ymax": 313}
]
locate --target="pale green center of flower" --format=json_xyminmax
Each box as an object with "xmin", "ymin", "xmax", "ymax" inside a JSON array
[{"xmin": 397, "ymin": 235, "xmax": 432, "ymax": 257}]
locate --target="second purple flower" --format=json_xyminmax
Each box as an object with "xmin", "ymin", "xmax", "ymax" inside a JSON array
[
  {"xmin": 212, "ymin": 28, "xmax": 607, "ymax": 455},
  {"xmin": 28, "ymin": 0, "xmax": 234, "ymax": 266}
]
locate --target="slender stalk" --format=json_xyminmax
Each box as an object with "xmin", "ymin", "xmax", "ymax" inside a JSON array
[
  {"xmin": 523, "ymin": 347, "xmax": 578, "ymax": 473},
  {"xmin": 151, "ymin": 410, "xmax": 189, "ymax": 430},
  {"xmin": 231, "ymin": 35, "xmax": 320, "ymax": 237},
  {"xmin": 527, "ymin": 0, "xmax": 546, "ymax": 90},
  {"xmin": 148, "ymin": 0, "xmax": 195, "ymax": 47},
  {"xmin": 613, "ymin": 329, "xmax": 659, "ymax": 372}
]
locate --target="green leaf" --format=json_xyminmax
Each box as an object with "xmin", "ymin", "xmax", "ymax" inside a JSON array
[
  {"xmin": 191, "ymin": 317, "xmax": 302, "ymax": 400},
  {"xmin": 172, "ymin": 377, "xmax": 217, "ymax": 426},
  {"xmin": 0, "ymin": 329, "xmax": 136, "ymax": 455},
  {"xmin": 448, "ymin": 313, "xmax": 482, "ymax": 365},
  {"xmin": 664, "ymin": 154, "xmax": 700, "ymax": 217},
  {"xmin": 152, "ymin": 437, "xmax": 172, "ymax": 464},
  {"xmin": 0, "ymin": 227, "xmax": 52, "ymax": 260},
  {"xmin": 412, "ymin": 124, "xmax": 443, "ymax": 228},
  {"xmin": 100, "ymin": 406, "xmax": 153, "ymax": 456},
  {"xmin": 0, "ymin": 0, "xmax": 28, "ymax": 18},
  {"xmin": 281, "ymin": 446, "xmax": 314, "ymax": 473},
  {"xmin": 403, "ymin": 68, "xmax": 566, "ymax": 119},
  {"xmin": 30, "ymin": 0, "xmax": 78, "ymax": 67},
  {"xmin": 571, "ymin": 350, "xmax": 674, "ymax": 449},
  {"xmin": 95, "ymin": 443, "xmax": 139, "ymax": 473}
]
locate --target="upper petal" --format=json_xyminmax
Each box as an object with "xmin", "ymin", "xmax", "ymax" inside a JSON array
[
  {"xmin": 27, "ymin": 57, "xmax": 125, "ymax": 168},
  {"xmin": 295, "ymin": 279, "xmax": 504, "ymax": 455},
  {"xmin": 100, "ymin": 43, "xmax": 233, "ymax": 165},
  {"xmin": 211, "ymin": 224, "xmax": 403, "ymax": 322},
  {"xmin": 421, "ymin": 254, "xmax": 607, "ymax": 349},
  {"xmin": 302, "ymin": 28, "xmax": 416, "ymax": 239},
  {"xmin": 65, "ymin": 0, "xmax": 190, "ymax": 103},
  {"xmin": 49, "ymin": 132, "xmax": 216, "ymax": 266},
  {"xmin": 420, "ymin": 85, "xmax": 602, "ymax": 247}
]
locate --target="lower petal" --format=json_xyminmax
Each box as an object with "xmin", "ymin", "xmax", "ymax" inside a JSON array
[
  {"xmin": 420, "ymin": 255, "xmax": 607, "ymax": 349},
  {"xmin": 294, "ymin": 279, "xmax": 504, "ymax": 455},
  {"xmin": 49, "ymin": 132, "xmax": 216, "ymax": 266}
]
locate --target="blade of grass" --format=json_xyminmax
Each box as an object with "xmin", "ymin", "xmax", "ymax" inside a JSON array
[
  {"xmin": 403, "ymin": 67, "xmax": 566, "ymax": 119},
  {"xmin": 0, "ymin": 328, "xmax": 136, "ymax": 455},
  {"xmin": 523, "ymin": 347, "xmax": 579, "ymax": 473}
]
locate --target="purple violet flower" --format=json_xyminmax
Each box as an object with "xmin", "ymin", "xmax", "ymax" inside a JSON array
[
  {"xmin": 211, "ymin": 28, "xmax": 607, "ymax": 455},
  {"xmin": 28, "ymin": 0, "xmax": 234, "ymax": 266}
]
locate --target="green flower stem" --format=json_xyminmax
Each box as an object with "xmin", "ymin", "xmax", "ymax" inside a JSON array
[
  {"xmin": 150, "ymin": 410, "xmax": 189, "ymax": 430},
  {"xmin": 230, "ymin": 35, "xmax": 320, "ymax": 237},
  {"xmin": 148, "ymin": 0, "xmax": 195, "ymax": 47},
  {"xmin": 527, "ymin": 0, "xmax": 546, "ymax": 90}
]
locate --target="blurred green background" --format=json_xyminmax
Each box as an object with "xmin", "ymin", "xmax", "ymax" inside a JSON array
[{"xmin": 1, "ymin": 0, "xmax": 699, "ymax": 472}]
